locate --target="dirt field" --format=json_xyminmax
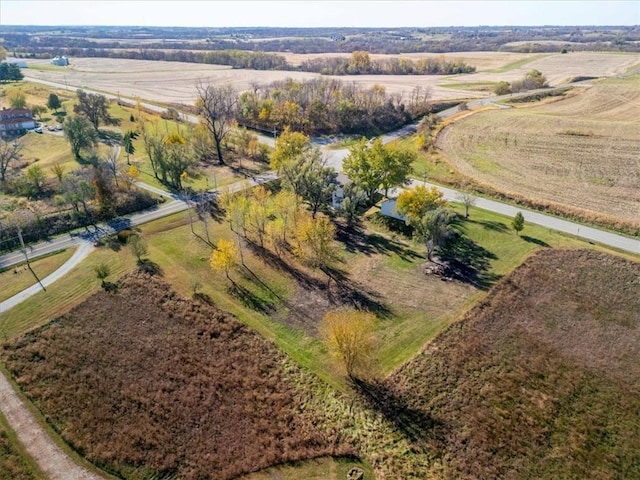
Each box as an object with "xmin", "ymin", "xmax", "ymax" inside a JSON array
[
  {"xmin": 437, "ymin": 75, "xmax": 640, "ymax": 227},
  {"xmin": 22, "ymin": 52, "xmax": 639, "ymax": 107},
  {"xmin": 386, "ymin": 248, "xmax": 640, "ymax": 479},
  {"xmin": 2, "ymin": 272, "xmax": 354, "ymax": 480},
  {"xmin": 458, "ymin": 51, "xmax": 640, "ymax": 85}
]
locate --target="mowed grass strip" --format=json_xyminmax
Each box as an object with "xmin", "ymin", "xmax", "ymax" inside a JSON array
[
  {"xmin": 436, "ymin": 75, "xmax": 640, "ymax": 229},
  {"xmin": 0, "ymin": 247, "xmax": 136, "ymax": 339},
  {"xmin": 385, "ymin": 249, "xmax": 640, "ymax": 479},
  {"xmin": 0, "ymin": 247, "xmax": 76, "ymax": 303}
]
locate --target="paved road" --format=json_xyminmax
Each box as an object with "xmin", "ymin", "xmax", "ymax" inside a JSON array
[
  {"xmin": 0, "ymin": 242, "xmax": 94, "ymax": 314},
  {"xmin": 0, "ymin": 171, "xmax": 278, "ymax": 272}
]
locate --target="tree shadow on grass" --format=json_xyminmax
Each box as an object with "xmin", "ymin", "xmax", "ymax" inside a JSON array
[
  {"xmin": 352, "ymin": 378, "xmax": 445, "ymax": 449},
  {"xmin": 336, "ymin": 223, "xmax": 422, "ymax": 263},
  {"xmin": 326, "ymin": 265, "xmax": 393, "ymax": 319},
  {"xmin": 469, "ymin": 218, "xmax": 509, "ymax": 233},
  {"xmin": 521, "ymin": 235, "xmax": 550, "ymax": 247},
  {"xmin": 227, "ymin": 281, "xmax": 276, "ymax": 314},
  {"xmin": 246, "ymin": 241, "xmax": 393, "ymax": 319},
  {"xmin": 439, "ymin": 233, "xmax": 502, "ymax": 290}
]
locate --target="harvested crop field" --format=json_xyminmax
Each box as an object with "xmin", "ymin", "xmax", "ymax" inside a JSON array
[
  {"xmin": 437, "ymin": 75, "xmax": 640, "ymax": 228},
  {"xmin": 386, "ymin": 249, "xmax": 640, "ymax": 479},
  {"xmin": 23, "ymin": 57, "xmax": 477, "ymax": 103},
  {"xmin": 1, "ymin": 272, "xmax": 354, "ymax": 480}
]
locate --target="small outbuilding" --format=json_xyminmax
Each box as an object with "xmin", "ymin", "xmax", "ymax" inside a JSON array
[{"xmin": 51, "ymin": 56, "xmax": 70, "ymax": 66}]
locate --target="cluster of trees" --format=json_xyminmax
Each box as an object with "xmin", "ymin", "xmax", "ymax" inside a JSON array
[
  {"xmin": 396, "ymin": 185, "xmax": 456, "ymax": 260},
  {"xmin": 0, "ymin": 62, "xmax": 24, "ymax": 82},
  {"xmin": 0, "ymin": 149, "xmax": 156, "ymax": 252},
  {"xmin": 214, "ymin": 185, "xmax": 341, "ymax": 279},
  {"xmin": 300, "ymin": 51, "xmax": 475, "ymax": 75},
  {"xmin": 237, "ymin": 77, "xmax": 428, "ymax": 135},
  {"xmin": 494, "ymin": 69, "xmax": 548, "ymax": 95}
]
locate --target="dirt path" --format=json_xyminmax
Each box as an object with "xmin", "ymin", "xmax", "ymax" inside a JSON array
[{"xmin": 0, "ymin": 371, "xmax": 105, "ymax": 479}]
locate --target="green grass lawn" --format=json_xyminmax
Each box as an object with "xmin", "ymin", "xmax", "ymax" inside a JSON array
[{"xmin": 0, "ymin": 248, "xmax": 76, "ymax": 303}]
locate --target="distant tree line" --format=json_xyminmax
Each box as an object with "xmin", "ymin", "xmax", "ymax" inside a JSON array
[
  {"xmin": 4, "ymin": 24, "xmax": 640, "ymax": 54},
  {"xmin": 300, "ymin": 51, "xmax": 475, "ymax": 75}
]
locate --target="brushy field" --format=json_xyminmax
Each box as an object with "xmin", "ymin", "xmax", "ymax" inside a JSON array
[
  {"xmin": 0, "ymin": 411, "xmax": 43, "ymax": 480},
  {"xmin": 436, "ymin": 75, "xmax": 640, "ymax": 231},
  {"xmin": 1, "ymin": 272, "xmax": 356, "ymax": 480},
  {"xmin": 385, "ymin": 248, "xmax": 640, "ymax": 479}
]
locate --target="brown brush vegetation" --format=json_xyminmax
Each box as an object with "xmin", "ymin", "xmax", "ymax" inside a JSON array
[
  {"xmin": 1, "ymin": 272, "xmax": 355, "ymax": 480},
  {"xmin": 436, "ymin": 76, "xmax": 640, "ymax": 233},
  {"xmin": 384, "ymin": 249, "xmax": 640, "ymax": 479},
  {"xmin": 0, "ymin": 420, "xmax": 40, "ymax": 480}
]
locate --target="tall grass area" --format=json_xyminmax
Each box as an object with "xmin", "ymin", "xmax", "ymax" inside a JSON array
[
  {"xmin": 0, "ymin": 247, "xmax": 76, "ymax": 302},
  {"xmin": 0, "ymin": 411, "xmax": 44, "ymax": 480}
]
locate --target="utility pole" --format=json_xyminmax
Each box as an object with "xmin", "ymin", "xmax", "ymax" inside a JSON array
[{"xmin": 17, "ymin": 227, "xmax": 46, "ymax": 292}]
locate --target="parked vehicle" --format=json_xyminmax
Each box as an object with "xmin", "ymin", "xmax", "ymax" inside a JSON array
[
  {"xmin": 47, "ymin": 125, "xmax": 56, "ymax": 131},
  {"xmin": 34, "ymin": 127, "xmax": 43, "ymax": 133},
  {"xmin": 55, "ymin": 124, "xmax": 63, "ymax": 131}
]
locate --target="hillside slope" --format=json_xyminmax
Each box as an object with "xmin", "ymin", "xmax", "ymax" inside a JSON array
[{"xmin": 387, "ymin": 249, "xmax": 640, "ymax": 479}]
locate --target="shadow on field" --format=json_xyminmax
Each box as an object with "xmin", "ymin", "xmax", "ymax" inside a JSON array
[
  {"xmin": 336, "ymin": 224, "xmax": 422, "ymax": 263},
  {"xmin": 227, "ymin": 281, "xmax": 277, "ymax": 314},
  {"xmin": 522, "ymin": 235, "xmax": 550, "ymax": 247},
  {"xmin": 326, "ymin": 266, "xmax": 393, "ymax": 319},
  {"xmin": 471, "ymin": 219, "xmax": 509, "ymax": 233},
  {"xmin": 352, "ymin": 378, "xmax": 444, "ymax": 447},
  {"xmin": 440, "ymin": 233, "xmax": 501, "ymax": 290}
]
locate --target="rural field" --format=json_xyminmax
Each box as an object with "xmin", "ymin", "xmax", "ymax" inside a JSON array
[
  {"xmin": 21, "ymin": 51, "xmax": 639, "ymax": 108},
  {"xmin": 1, "ymin": 272, "xmax": 357, "ymax": 480},
  {"xmin": 437, "ymin": 74, "xmax": 640, "ymax": 230},
  {"xmin": 386, "ymin": 248, "xmax": 640, "ymax": 479}
]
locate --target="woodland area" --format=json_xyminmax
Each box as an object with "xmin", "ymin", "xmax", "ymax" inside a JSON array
[{"xmin": 3, "ymin": 25, "xmax": 640, "ymax": 55}]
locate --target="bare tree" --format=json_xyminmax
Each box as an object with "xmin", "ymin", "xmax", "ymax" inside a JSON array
[
  {"xmin": 195, "ymin": 81, "xmax": 237, "ymax": 165},
  {"xmin": 457, "ymin": 191, "xmax": 477, "ymax": 218},
  {"xmin": 105, "ymin": 146, "xmax": 120, "ymax": 187},
  {"xmin": 0, "ymin": 138, "xmax": 22, "ymax": 183}
]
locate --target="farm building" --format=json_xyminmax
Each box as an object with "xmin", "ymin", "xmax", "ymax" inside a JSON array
[
  {"xmin": 0, "ymin": 108, "xmax": 36, "ymax": 138},
  {"xmin": 380, "ymin": 188, "xmax": 407, "ymax": 221},
  {"xmin": 51, "ymin": 56, "xmax": 70, "ymax": 66}
]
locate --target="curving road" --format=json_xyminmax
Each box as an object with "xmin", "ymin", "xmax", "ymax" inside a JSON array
[{"xmin": 0, "ymin": 63, "xmax": 637, "ymax": 480}]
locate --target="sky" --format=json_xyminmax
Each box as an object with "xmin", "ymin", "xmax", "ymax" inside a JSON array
[{"xmin": 1, "ymin": 1, "xmax": 638, "ymax": 28}]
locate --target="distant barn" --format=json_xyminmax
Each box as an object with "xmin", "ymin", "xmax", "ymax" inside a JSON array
[{"xmin": 51, "ymin": 56, "xmax": 70, "ymax": 66}]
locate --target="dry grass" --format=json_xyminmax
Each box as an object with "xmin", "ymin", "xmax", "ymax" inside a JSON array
[
  {"xmin": 0, "ymin": 411, "xmax": 43, "ymax": 480},
  {"xmin": 2, "ymin": 272, "xmax": 355, "ymax": 480},
  {"xmin": 385, "ymin": 249, "xmax": 640, "ymax": 479},
  {"xmin": 20, "ymin": 52, "xmax": 639, "ymax": 109},
  {"xmin": 436, "ymin": 75, "xmax": 640, "ymax": 229}
]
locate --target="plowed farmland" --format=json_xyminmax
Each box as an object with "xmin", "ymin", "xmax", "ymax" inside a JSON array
[
  {"xmin": 1, "ymin": 272, "xmax": 354, "ymax": 480},
  {"xmin": 437, "ymin": 75, "xmax": 640, "ymax": 229},
  {"xmin": 386, "ymin": 249, "xmax": 640, "ymax": 479}
]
